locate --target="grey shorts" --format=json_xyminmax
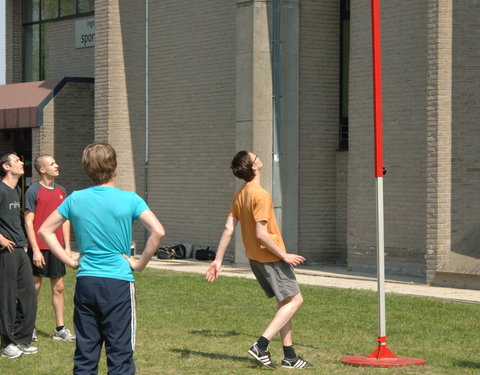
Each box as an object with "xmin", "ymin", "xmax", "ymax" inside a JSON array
[{"xmin": 249, "ymin": 259, "xmax": 300, "ymax": 302}]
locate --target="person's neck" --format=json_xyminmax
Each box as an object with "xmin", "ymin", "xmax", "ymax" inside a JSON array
[
  {"xmin": 39, "ymin": 175, "xmax": 55, "ymax": 188},
  {"xmin": 97, "ymin": 179, "xmax": 115, "ymax": 187},
  {"xmin": 2, "ymin": 174, "xmax": 20, "ymax": 189},
  {"xmin": 250, "ymin": 172, "xmax": 261, "ymax": 185}
]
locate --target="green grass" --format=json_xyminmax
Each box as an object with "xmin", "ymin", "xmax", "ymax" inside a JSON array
[{"xmin": 1, "ymin": 268, "xmax": 480, "ymax": 374}]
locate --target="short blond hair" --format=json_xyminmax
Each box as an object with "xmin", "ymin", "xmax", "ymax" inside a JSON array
[
  {"xmin": 34, "ymin": 154, "xmax": 52, "ymax": 174},
  {"xmin": 82, "ymin": 143, "xmax": 117, "ymax": 185}
]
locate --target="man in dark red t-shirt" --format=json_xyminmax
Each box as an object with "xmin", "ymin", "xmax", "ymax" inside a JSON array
[{"xmin": 25, "ymin": 155, "xmax": 75, "ymax": 342}]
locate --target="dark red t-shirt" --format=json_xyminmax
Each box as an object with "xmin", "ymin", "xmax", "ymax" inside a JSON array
[{"xmin": 25, "ymin": 182, "xmax": 67, "ymax": 249}]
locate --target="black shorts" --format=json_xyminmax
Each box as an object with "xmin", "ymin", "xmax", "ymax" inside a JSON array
[{"xmin": 27, "ymin": 249, "xmax": 66, "ymax": 278}]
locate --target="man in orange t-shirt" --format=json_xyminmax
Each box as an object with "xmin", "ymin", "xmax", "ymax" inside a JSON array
[{"xmin": 206, "ymin": 150, "xmax": 313, "ymax": 370}]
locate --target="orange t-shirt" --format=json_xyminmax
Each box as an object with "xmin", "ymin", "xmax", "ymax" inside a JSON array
[{"xmin": 229, "ymin": 181, "xmax": 286, "ymax": 263}]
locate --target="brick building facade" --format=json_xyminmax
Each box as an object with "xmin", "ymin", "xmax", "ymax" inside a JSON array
[{"xmin": 3, "ymin": 0, "xmax": 480, "ymax": 288}]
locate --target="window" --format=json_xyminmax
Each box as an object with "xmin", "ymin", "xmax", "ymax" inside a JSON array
[
  {"xmin": 22, "ymin": 0, "xmax": 94, "ymax": 81},
  {"xmin": 339, "ymin": 0, "xmax": 350, "ymax": 150},
  {"xmin": 78, "ymin": 0, "xmax": 94, "ymax": 13},
  {"xmin": 23, "ymin": 25, "xmax": 40, "ymax": 81},
  {"xmin": 42, "ymin": 0, "xmax": 58, "ymax": 20},
  {"xmin": 23, "ymin": 0, "xmax": 40, "ymax": 23},
  {"xmin": 60, "ymin": 0, "xmax": 76, "ymax": 17}
]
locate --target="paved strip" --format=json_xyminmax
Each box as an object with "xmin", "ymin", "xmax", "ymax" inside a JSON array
[{"xmin": 146, "ymin": 258, "xmax": 480, "ymax": 304}]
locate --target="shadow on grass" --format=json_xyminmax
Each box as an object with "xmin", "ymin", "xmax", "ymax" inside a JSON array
[
  {"xmin": 189, "ymin": 329, "xmax": 321, "ymax": 351},
  {"xmin": 171, "ymin": 348, "xmax": 252, "ymax": 364},
  {"xmin": 190, "ymin": 329, "xmax": 242, "ymax": 338},
  {"xmin": 453, "ymin": 360, "xmax": 480, "ymax": 369},
  {"xmin": 35, "ymin": 329, "xmax": 50, "ymax": 340}
]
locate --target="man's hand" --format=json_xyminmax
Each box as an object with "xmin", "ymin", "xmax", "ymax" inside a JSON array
[
  {"xmin": 282, "ymin": 253, "xmax": 306, "ymax": 266},
  {"xmin": 33, "ymin": 250, "xmax": 46, "ymax": 268},
  {"xmin": 0, "ymin": 237, "xmax": 15, "ymax": 252},
  {"xmin": 123, "ymin": 254, "xmax": 137, "ymax": 271},
  {"xmin": 205, "ymin": 260, "xmax": 222, "ymax": 282},
  {"xmin": 68, "ymin": 258, "xmax": 79, "ymax": 270}
]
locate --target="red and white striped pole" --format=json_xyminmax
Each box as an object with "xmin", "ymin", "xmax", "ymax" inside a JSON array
[{"xmin": 340, "ymin": 0, "xmax": 425, "ymax": 367}]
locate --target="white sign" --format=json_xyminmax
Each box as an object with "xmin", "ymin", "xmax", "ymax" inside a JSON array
[{"xmin": 75, "ymin": 18, "xmax": 95, "ymax": 48}]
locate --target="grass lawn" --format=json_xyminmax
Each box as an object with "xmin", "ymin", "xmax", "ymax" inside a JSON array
[{"xmin": 1, "ymin": 267, "xmax": 479, "ymax": 374}]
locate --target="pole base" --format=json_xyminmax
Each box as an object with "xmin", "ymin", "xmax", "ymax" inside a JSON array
[{"xmin": 340, "ymin": 342, "xmax": 426, "ymax": 367}]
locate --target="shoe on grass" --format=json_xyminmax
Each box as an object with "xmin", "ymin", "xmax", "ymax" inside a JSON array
[
  {"xmin": 281, "ymin": 356, "xmax": 313, "ymax": 369},
  {"xmin": 32, "ymin": 328, "xmax": 37, "ymax": 342},
  {"xmin": 248, "ymin": 342, "xmax": 276, "ymax": 369},
  {"xmin": 2, "ymin": 343, "xmax": 22, "ymax": 359},
  {"xmin": 17, "ymin": 343, "xmax": 38, "ymax": 355},
  {"xmin": 53, "ymin": 327, "xmax": 76, "ymax": 342}
]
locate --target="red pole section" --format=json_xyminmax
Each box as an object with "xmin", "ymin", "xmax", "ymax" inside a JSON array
[{"xmin": 371, "ymin": 0, "xmax": 383, "ymax": 178}]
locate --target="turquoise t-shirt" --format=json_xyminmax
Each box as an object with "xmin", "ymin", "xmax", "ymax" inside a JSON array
[{"xmin": 57, "ymin": 186, "xmax": 149, "ymax": 282}]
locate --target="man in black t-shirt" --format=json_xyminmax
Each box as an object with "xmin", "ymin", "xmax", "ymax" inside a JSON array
[{"xmin": 0, "ymin": 152, "xmax": 37, "ymax": 359}]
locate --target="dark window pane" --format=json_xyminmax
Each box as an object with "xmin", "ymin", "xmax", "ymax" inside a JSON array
[
  {"xmin": 60, "ymin": 0, "xmax": 76, "ymax": 17},
  {"xmin": 42, "ymin": 0, "xmax": 59, "ymax": 20},
  {"xmin": 23, "ymin": 24, "xmax": 40, "ymax": 81},
  {"xmin": 23, "ymin": 0, "xmax": 40, "ymax": 23},
  {"xmin": 40, "ymin": 23, "xmax": 49, "ymax": 80},
  {"xmin": 341, "ymin": 19, "xmax": 349, "ymax": 120},
  {"xmin": 78, "ymin": 0, "xmax": 94, "ymax": 13}
]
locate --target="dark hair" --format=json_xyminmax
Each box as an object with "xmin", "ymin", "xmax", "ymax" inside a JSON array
[
  {"xmin": 230, "ymin": 150, "xmax": 255, "ymax": 182},
  {"xmin": 0, "ymin": 152, "xmax": 16, "ymax": 178},
  {"xmin": 82, "ymin": 143, "xmax": 117, "ymax": 185}
]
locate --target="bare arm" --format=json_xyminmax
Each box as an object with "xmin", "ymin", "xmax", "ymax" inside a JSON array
[
  {"xmin": 205, "ymin": 215, "xmax": 237, "ymax": 282},
  {"xmin": 24, "ymin": 210, "xmax": 45, "ymax": 267},
  {"xmin": 38, "ymin": 210, "xmax": 78, "ymax": 269},
  {"xmin": 62, "ymin": 220, "xmax": 72, "ymax": 256},
  {"xmin": 255, "ymin": 221, "xmax": 305, "ymax": 266},
  {"xmin": 122, "ymin": 210, "xmax": 165, "ymax": 272}
]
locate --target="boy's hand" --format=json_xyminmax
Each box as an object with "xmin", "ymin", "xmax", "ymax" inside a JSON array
[
  {"xmin": 205, "ymin": 260, "xmax": 221, "ymax": 282},
  {"xmin": 123, "ymin": 254, "xmax": 137, "ymax": 271},
  {"xmin": 283, "ymin": 253, "xmax": 305, "ymax": 266}
]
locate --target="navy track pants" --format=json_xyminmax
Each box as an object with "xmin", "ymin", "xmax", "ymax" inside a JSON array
[{"xmin": 73, "ymin": 276, "xmax": 136, "ymax": 375}]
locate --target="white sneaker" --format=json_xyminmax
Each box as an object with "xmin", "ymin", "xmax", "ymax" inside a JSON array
[
  {"xmin": 32, "ymin": 328, "xmax": 38, "ymax": 342},
  {"xmin": 17, "ymin": 343, "xmax": 38, "ymax": 355},
  {"xmin": 53, "ymin": 327, "xmax": 76, "ymax": 342},
  {"xmin": 2, "ymin": 343, "xmax": 22, "ymax": 359}
]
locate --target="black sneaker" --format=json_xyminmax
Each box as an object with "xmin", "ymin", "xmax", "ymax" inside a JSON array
[
  {"xmin": 281, "ymin": 356, "xmax": 313, "ymax": 369},
  {"xmin": 248, "ymin": 342, "xmax": 276, "ymax": 369}
]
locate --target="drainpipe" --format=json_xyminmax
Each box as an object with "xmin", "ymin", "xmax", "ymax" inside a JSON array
[
  {"xmin": 145, "ymin": 0, "xmax": 149, "ymax": 206},
  {"xmin": 142, "ymin": 0, "xmax": 150, "ymax": 252},
  {"xmin": 272, "ymin": 0, "xmax": 282, "ymax": 227}
]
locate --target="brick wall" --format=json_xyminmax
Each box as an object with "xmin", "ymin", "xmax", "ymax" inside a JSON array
[
  {"xmin": 45, "ymin": 17, "xmax": 95, "ymax": 79},
  {"xmin": 348, "ymin": 1, "xmax": 432, "ymax": 278},
  {"xmin": 5, "ymin": 0, "xmax": 23, "ymax": 83},
  {"xmin": 449, "ymin": 2, "xmax": 480, "ymax": 258},
  {"xmin": 145, "ymin": 1, "xmax": 236, "ymax": 251},
  {"xmin": 31, "ymin": 82, "xmax": 94, "ymax": 193}
]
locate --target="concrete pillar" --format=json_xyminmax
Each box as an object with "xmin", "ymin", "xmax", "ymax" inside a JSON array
[
  {"xmin": 94, "ymin": 0, "xmax": 136, "ymax": 192},
  {"xmin": 425, "ymin": 0, "xmax": 452, "ymax": 282},
  {"xmin": 235, "ymin": 0, "xmax": 299, "ymax": 264}
]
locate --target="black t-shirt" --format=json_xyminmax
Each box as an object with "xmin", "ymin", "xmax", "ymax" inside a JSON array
[{"xmin": 0, "ymin": 181, "xmax": 27, "ymax": 247}]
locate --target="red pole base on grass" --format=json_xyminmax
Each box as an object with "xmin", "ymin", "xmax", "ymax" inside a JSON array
[{"xmin": 340, "ymin": 337, "xmax": 426, "ymax": 367}]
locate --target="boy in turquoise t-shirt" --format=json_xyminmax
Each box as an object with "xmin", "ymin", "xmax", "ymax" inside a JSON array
[{"xmin": 39, "ymin": 143, "xmax": 165, "ymax": 375}]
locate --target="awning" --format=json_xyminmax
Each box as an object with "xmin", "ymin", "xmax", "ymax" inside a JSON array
[{"xmin": 0, "ymin": 77, "xmax": 94, "ymax": 129}]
